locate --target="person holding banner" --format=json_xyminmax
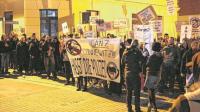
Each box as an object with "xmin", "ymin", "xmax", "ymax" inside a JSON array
[{"xmin": 122, "ymin": 39, "xmax": 144, "ymax": 112}]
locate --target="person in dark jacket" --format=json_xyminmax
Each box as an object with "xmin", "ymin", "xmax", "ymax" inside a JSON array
[
  {"xmin": 42, "ymin": 36, "xmax": 57, "ymax": 80},
  {"xmin": 159, "ymin": 37, "xmax": 180, "ymax": 96},
  {"xmin": 180, "ymin": 41, "xmax": 199, "ymax": 86},
  {"xmin": 145, "ymin": 42, "xmax": 163, "ymax": 112},
  {"xmin": 29, "ymin": 33, "xmax": 40, "ymax": 75},
  {"xmin": 52, "ymin": 38, "xmax": 61, "ymax": 73},
  {"xmin": 9, "ymin": 34, "xmax": 19, "ymax": 73},
  {"xmin": 177, "ymin": 39, "xmax": 189, "ymax": 92},
  {"xmin": 0, "ymin": 34, "xmax": 12, "ymax": 75},
  {"xmin": 16, "ymin": 36, "xmax": 29, "ymax": 75},
  {"xmin": 122, "ymin": 39, "xmax": 144, "ymax": 112},
  {"xmin": 39, "ymin": 36, "xmax": 46, "ymax": 74}
]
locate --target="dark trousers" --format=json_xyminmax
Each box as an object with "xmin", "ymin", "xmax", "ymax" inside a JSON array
[
  {"xmin": 54, "ymin": 55, "xmax": 61, "ymax": 72},
  {"xmin": 10, "ymin": 51, "xmax": 17, "ymax": 69},
  {"xmin": 18, "ymin": 59, "xmax": 28, "ymax": 73},
  {"xmin": 77, "ymin": 76, "xmax": 87, "ymax": 90},
  {"xmin": 64, "ymin": 61, "xmax": 74, "ymax": 83},
  {"xmin": 159, "ymin": 63, "xmax": 176, "ymax": 92},
  {"xmin": 30, "ymin": 57, "xmax": 40, "ymax": 72},
  {"xmin": 126, "ymin": 75, "xmax": 141, "ymax": 112},
  {"xmin": 177, "ymin": 75, "xmax": 186, "ymax": 92},
  {"xmin": 148, "ymin": 89, "xmax": 157, "ymax": 111},
  {"xmin": 44, "ymin": 56, "xmax": 56, "ymax": 78}
]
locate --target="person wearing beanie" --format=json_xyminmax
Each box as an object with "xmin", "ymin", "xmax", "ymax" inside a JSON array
[{"xmin": 144, "ymin": 42, "xmax": 163, "ymax": 112}]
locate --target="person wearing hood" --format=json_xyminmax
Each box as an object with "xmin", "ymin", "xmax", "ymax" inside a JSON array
[
  {"xmin": 145, "ymin": 42, "xmax": 163, "ymax": 112},
  {"xmin": 122, "ymin": 39, "xmax": 144, "ymax": 112}
]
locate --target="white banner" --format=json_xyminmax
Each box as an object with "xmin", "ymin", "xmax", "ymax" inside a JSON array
[
  {"xmin": 180, "ymin": 25, "xmax": 192, "ymax": 42},
  {"xmin": 114, "ymin": 18, "xmax": 128, "ymax": 28},
  {"xmin": 66, "ymin": 38, "xmax": 121, "ymax": 83},
  {"xmin": 166, "ymin": 0, "xmax": 175, "ymax": 15},
  {"xmin": 90, "ymin": 16, "xmax": 99, "ymax": 25},
  {"xmin": 84, "ymin": 31, "xmax": 96, "ymax": 38},
  {"xmin": 133, "ymin": 25, "xmax": 154, "ymax": 43},
  {"xmin": 133, "ymin": 25, "xmax": 154, "ymax": 55},
  {"xmin": 149, "ymin": 20, "xmax": 163, "ymax": 34}
]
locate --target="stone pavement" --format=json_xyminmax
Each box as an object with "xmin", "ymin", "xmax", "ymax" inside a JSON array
[{"xmin": 0, "ymin": 75, "xmax": 175, "ymax": 112}]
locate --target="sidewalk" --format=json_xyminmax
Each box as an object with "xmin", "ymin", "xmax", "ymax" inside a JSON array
[{"xmin": 0, "ymin": 75, "xmax": 175, "ymax": 112}]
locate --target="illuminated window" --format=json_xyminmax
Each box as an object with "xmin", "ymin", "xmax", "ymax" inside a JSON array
[{"xmin": 40, "ymin": 9, "xmax": 58, "ymax": 38}]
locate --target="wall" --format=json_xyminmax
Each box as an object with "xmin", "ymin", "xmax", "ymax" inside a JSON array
[
  {"xmin": 24, "ymin": 0, "xmax": 73, "ymax": 38},
  {"xmin": 72, "ymin": 0, "xmax": 178, "ymax": 38},
  {"xmin": 0, "ymin": 0, "xmax": 24, "ymax": 35},
  {"xmin": 178, "ymin": 0, "xmax": 200, "ymax": 16}
]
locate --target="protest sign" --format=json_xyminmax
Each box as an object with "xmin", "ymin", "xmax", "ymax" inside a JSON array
[
  {"xmin": 149, "ymin": 19, "xmax": 163, "ymax": 34},
  {"xmin": 176, "ymin": 21, "xmax": 189, "ymax": 32},
  {"xmin": 133, "ymin": 25, "xmax": 154, "ymax": 54},
  {"xmin": 66, "ymin": 38, "xmax": 121, "ymax": 83},
  {"xmin": 166, "ymin": 0, "xmax": 175, "ymax": 15},
  {"xmin": 189, "ymin": 16, "xmax": 200, "ymax": 36},
  {"xmin": 113, "ymin": 18, "xmax": 128, "ymax": 28},
  {"xmin": 136, "ymin": 6, "xmax": 157, "ymax": 24},
  {"xmin": 90, "ymin": 16, "xmax": 99, "ymax": 25},
  {"xmin": 104, "ymin": 22, "xmax": 113, "ymax": 31},
  {"xmin": 62, "ymin": 22, "xmax": 69, "ymax": 34},
  {"xmin": 84, "ymin": 31, "xmax": 96, "ymax": 38},
  {"xmin": 97, "ymin": 22, "xmax": 113, "ymax": 32},
  {"xmin": 180, "ymin": 25, "xmax": 192, "ymax": 42}
]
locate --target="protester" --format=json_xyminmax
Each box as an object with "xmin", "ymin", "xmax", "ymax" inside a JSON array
[
  {"xmin": 42, "ymin": 36, "xmax": 57, "ymax": 80},
  {"xmin": 9, "ymin": 33, "xmax": 19, "ymax": 73},
  {"xmin": 180, "ymin": 41, "xmax": 199, "ymax": 87},
  {"xmin": 159, "ymin": 37, "xmax": 180, "ymax": 96},
  {"xmin": 29, "ymin": 33, "xmax": 41, "ymax": 75},
  {"xmin": 53, "ymin": 37, "xmax": 61, "ymax": 74},
  {"xmin": 144, "ymin": 42, "xmax": 163, "ymax": 112},
  {"xmin": 16, "ymin": 36, "xmax": 29, "ymax": 75},
  {"xmin": 0, "ymin": 34, "xmax": 11, "ymax": 75},
  {"xmin": 0, "ymin": 31, "xmax": 199, "ymax": 112},
  {"xmin": 62, "ymin": 44, "xmax": 74, "ymax": 85},
  {"xmin": 122, "ymin": 39, "xmax": 144, "ymax": 112}
]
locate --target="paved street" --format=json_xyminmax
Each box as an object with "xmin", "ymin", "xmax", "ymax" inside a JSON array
[{"xmin": 0, "ymin": 75, "xmax": 175, "ymax": 112}]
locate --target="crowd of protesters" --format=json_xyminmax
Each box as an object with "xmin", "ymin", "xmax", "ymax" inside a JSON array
[{"xmin": 0, "ymin": 32, "xmax": 200, "ymax": 112}]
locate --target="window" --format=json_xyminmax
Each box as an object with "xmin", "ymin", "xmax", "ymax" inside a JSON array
[
  {"xmin": 4, "ymin": 11, "xmax": 13, "ymax": 35},
  {"xmin": 40, "ymin": 9, "xmax": 58, "ymax": 38}
]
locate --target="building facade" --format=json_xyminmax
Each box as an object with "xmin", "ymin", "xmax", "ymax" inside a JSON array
[
  {"xmin": 0, "ymin": 0, "xmax": 179, "ymax": 38},
  {"xmin": 177, "ymin": 0, "xmax": 200, "ymax": 38},
  {"xmin": 0, "ymin": 0, "xmax": 73, "ymax": 38}
]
